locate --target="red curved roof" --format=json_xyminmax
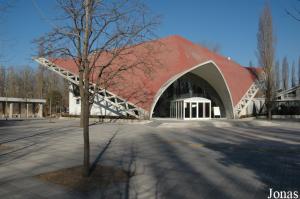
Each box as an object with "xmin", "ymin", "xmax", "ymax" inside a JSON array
[{"xmin": 49, "ymin": 35, "xmax": 257, "ymax": 113}]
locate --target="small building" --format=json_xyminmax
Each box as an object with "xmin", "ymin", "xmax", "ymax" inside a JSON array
[
  {"xmin": 170, "ymin": 97, "xmax": 211, "ymax": 120},
  {"xmin": 276, "ymin": 85, "xmax": 300, "ymax": 101},
  {"xmin": 0, "ymin": 97, "xmax": 46, "ymax": 119}
]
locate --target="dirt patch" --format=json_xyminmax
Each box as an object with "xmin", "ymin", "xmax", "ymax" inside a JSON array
[
  {"xmin": 36, "ymin": 165, "xmax": 132, "ymax": 192},
  {"xmin": 0, "ymin": 144, "xmax": 13, "ymax": 152}
]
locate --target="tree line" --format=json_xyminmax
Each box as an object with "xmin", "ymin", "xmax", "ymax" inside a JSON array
[
  {"xmin": 0, "ymin": 65, "xmax": 69, "ymax": 115},
  {"xmin": 257, "ymin": 2, "xmax": 300, "ymax": 119},
  {"xmin": 274, "ymin": 56, "xmax": 300, "ymax": 91}
]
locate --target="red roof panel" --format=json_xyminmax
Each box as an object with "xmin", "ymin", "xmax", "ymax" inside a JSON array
[{"xmin": 50, "ymin": 35, "xmax": 257, "ymax": 113}]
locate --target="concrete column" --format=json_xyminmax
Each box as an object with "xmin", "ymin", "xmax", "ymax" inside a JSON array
[
  {"xmin": 183, "ymin": 102, "xmax": 185, "ymax": 120},
  {"xmin": 189, "ymin": 102, "xmax": 192, "ymax": 119},
  {"xmin": 196, "ymin": 102, "xmax": 199, "ymax": 118},
  {"xmin": 209, "ymin": 102, "xmax": 211, "ymax": 118},
  {"xmin": 32, "ymin": 103, "xmax": 36, "ymax": 118},
  {"xmin": 38, "ymin": 104, "xmax": 43, "ymax": 118},
  {"xmin": 1, "ymin": 102, "xmax": 4, "ymax": 118},
  {"xmin": 18, "ymin": 103, "xmax": 21, "ymax": 118},
  {"xmin": 26, "ymin": 103, "xmax": 29, "ymax": 118},
  {"xmin": 9, "ymin": 103, "xmax": 13, "ymax": 118}
]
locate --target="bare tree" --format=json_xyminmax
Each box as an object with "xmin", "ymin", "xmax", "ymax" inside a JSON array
[
  {"xmin": 291, "ymin": 61, "xmax": 296, "ymax": 87},
  {"xmin": 257, "ymin": 3, "xmax": 275, "ymax": 120},
  {"xmin": 282, "ymin": 56, "xmax": 289, "ymax": 90},
  {"xmin": 286, "ymin": 2, "xmax": 300, "ymax": 86},
  {"xmin": 249, "ymin": 60, "xmax": 254, "ymax": 67},
  {"xmin": 286, "ymin": 1, "xmax": 300, "ymax": 21},
  {"xmin": 0, "ymin": 66, "xmax": 5, "ymax": 96},
  {"xmin": 298, "ymin": 56, "xmax": 300, "ymax": 85},
  {"xmin": 275, "ymin": 60, "xmax": 280, "ymax": 90},
  {"xmin": 37, "ymin": 0, "xmax": 158, "ymax": 177},
  {"xmin": 6, "ymin": 67, "xmax": 18, "ymax": 97},
  {"xmin": 35, "ymin": 40, "xmax": 46, "ymax": 99}
]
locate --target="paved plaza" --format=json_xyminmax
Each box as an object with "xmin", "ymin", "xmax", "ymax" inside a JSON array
[{"xmin": 0, "ymin": 118, "xmax": 299, "ymax": 199}]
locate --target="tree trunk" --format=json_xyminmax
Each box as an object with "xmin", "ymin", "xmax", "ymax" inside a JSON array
[
  {"xmin": 80, "ymin": 99, "xmax": 84, "ymax": 127},
  {"xmin": 79, "ymin": 71, "xmax": 84, "ymax": 128},
  {"xmin": 267, "ymin": 108, "xmax": 272, "ymax": 120},
  {"xmin": 81, "ymin": 0, "xmax": 91, "ymax": 177},
  {"xmin": 267, "ymin": 100, "xmax": 272, "ymax": 120},
  {"xmin": 82, "ymin": 91, "xmax": 90, "ymax": 177}
]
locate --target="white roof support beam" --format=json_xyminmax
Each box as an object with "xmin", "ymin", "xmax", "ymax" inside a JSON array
[{"xmin": 35, "ymin": 57, "xmax": 145, "ymax": 119}]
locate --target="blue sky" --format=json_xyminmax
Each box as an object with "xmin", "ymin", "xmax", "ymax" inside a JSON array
[{"xmin": 1, "ymin": 0, "xmax": 300, "ymax": 68}]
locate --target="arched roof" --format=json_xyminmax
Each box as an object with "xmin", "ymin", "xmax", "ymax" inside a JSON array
[{"xmin": 48, "ymin": 35, "xmax": 257, "ymax": 116}]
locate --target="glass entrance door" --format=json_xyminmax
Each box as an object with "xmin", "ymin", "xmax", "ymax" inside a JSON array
[
  {"xmin": 198, "ymin": 102, "xmax": 203, "ymax": 118},
  {"xmin": 192, "ymin": 103, "xmax": 197, "ymax": 118},
  {"xmin": 205, "ymin": 102, "xmax": 210, "ymax": 118}
]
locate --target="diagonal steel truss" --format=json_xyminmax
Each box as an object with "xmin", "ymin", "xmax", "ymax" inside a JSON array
[
  {"xmin": 35, "ymin": 57, "xmax": 146, "ymax": 119},
  {"xmin": 234, "ymin": 81, "xmax": 260, "ymax": 118}
]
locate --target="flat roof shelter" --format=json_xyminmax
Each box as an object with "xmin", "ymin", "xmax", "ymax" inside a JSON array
[
  {"xmin": 0, "ymin": 97, "xmax": 46, "ymax": 119},
  {"xmin": 170, "ymin": 97, "xmax": 211, "ymax": 120}
]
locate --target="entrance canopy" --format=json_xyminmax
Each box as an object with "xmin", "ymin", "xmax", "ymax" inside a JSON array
[{"xmin": 170, "ymin": 97, "xmax": 211, "ymax": 120}]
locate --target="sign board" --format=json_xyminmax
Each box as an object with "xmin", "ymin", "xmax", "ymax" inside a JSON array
[{"xmin": 213, "ymin": 107, "xmax": 221, "ymax": 117}]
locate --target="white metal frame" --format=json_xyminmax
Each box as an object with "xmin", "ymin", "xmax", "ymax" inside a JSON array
[
  {"xmin": 35, "ymin": 57, "xmax": 146, "ymax": 119},
  {"xmin": 234, "ymin": 81, "xmax": 260, "ymax": 118}
]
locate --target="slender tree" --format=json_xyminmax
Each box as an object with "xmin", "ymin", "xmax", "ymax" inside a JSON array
[
  {"xmin": 298, "ymin": 56, "xmax": 300, "ymax": 85},
  {"xmin": 249, "ymin": 60, "xmax": 254, "ymax": 67},
  {"xmin": 291, "ymin": 61, "xmax": 296, "ymax": 87},
  {"xmin": 257, "ymin": 3, "xmax": 275, "ymax": 119},
  {"xmin": 36, "ymin": 40, "xmax": 46, "ymax": 99},
  {"xmin": 37, "ymin": 0, "xmax": 158, "ymax": 177},
  {"xmin": 282, "ymin": 56, "xmax": 289, "ymax": 90},
  {"xmin": 275, "ymin": 60, "xmax": 280, "ymax": 90},
  {"xmin": 0, "ymin": 66, "xmax": 5, "ymax": 96}
]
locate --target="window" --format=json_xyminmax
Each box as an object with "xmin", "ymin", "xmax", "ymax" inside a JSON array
[{"xmin": 76, "ymin": 99, "xmax": 80, "ymax": 104}]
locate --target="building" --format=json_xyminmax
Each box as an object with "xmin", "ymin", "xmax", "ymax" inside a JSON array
[
  {"xmin": 0, "ymin": 97, "xmax": 46, "ymax": 119},
  {"xmin": 35, "ymin": 35, "xmax": 261, "ymax": 119},
  {"xmin": 276, "ymin": 85, "xmax": 300, "ymax": 101}
]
